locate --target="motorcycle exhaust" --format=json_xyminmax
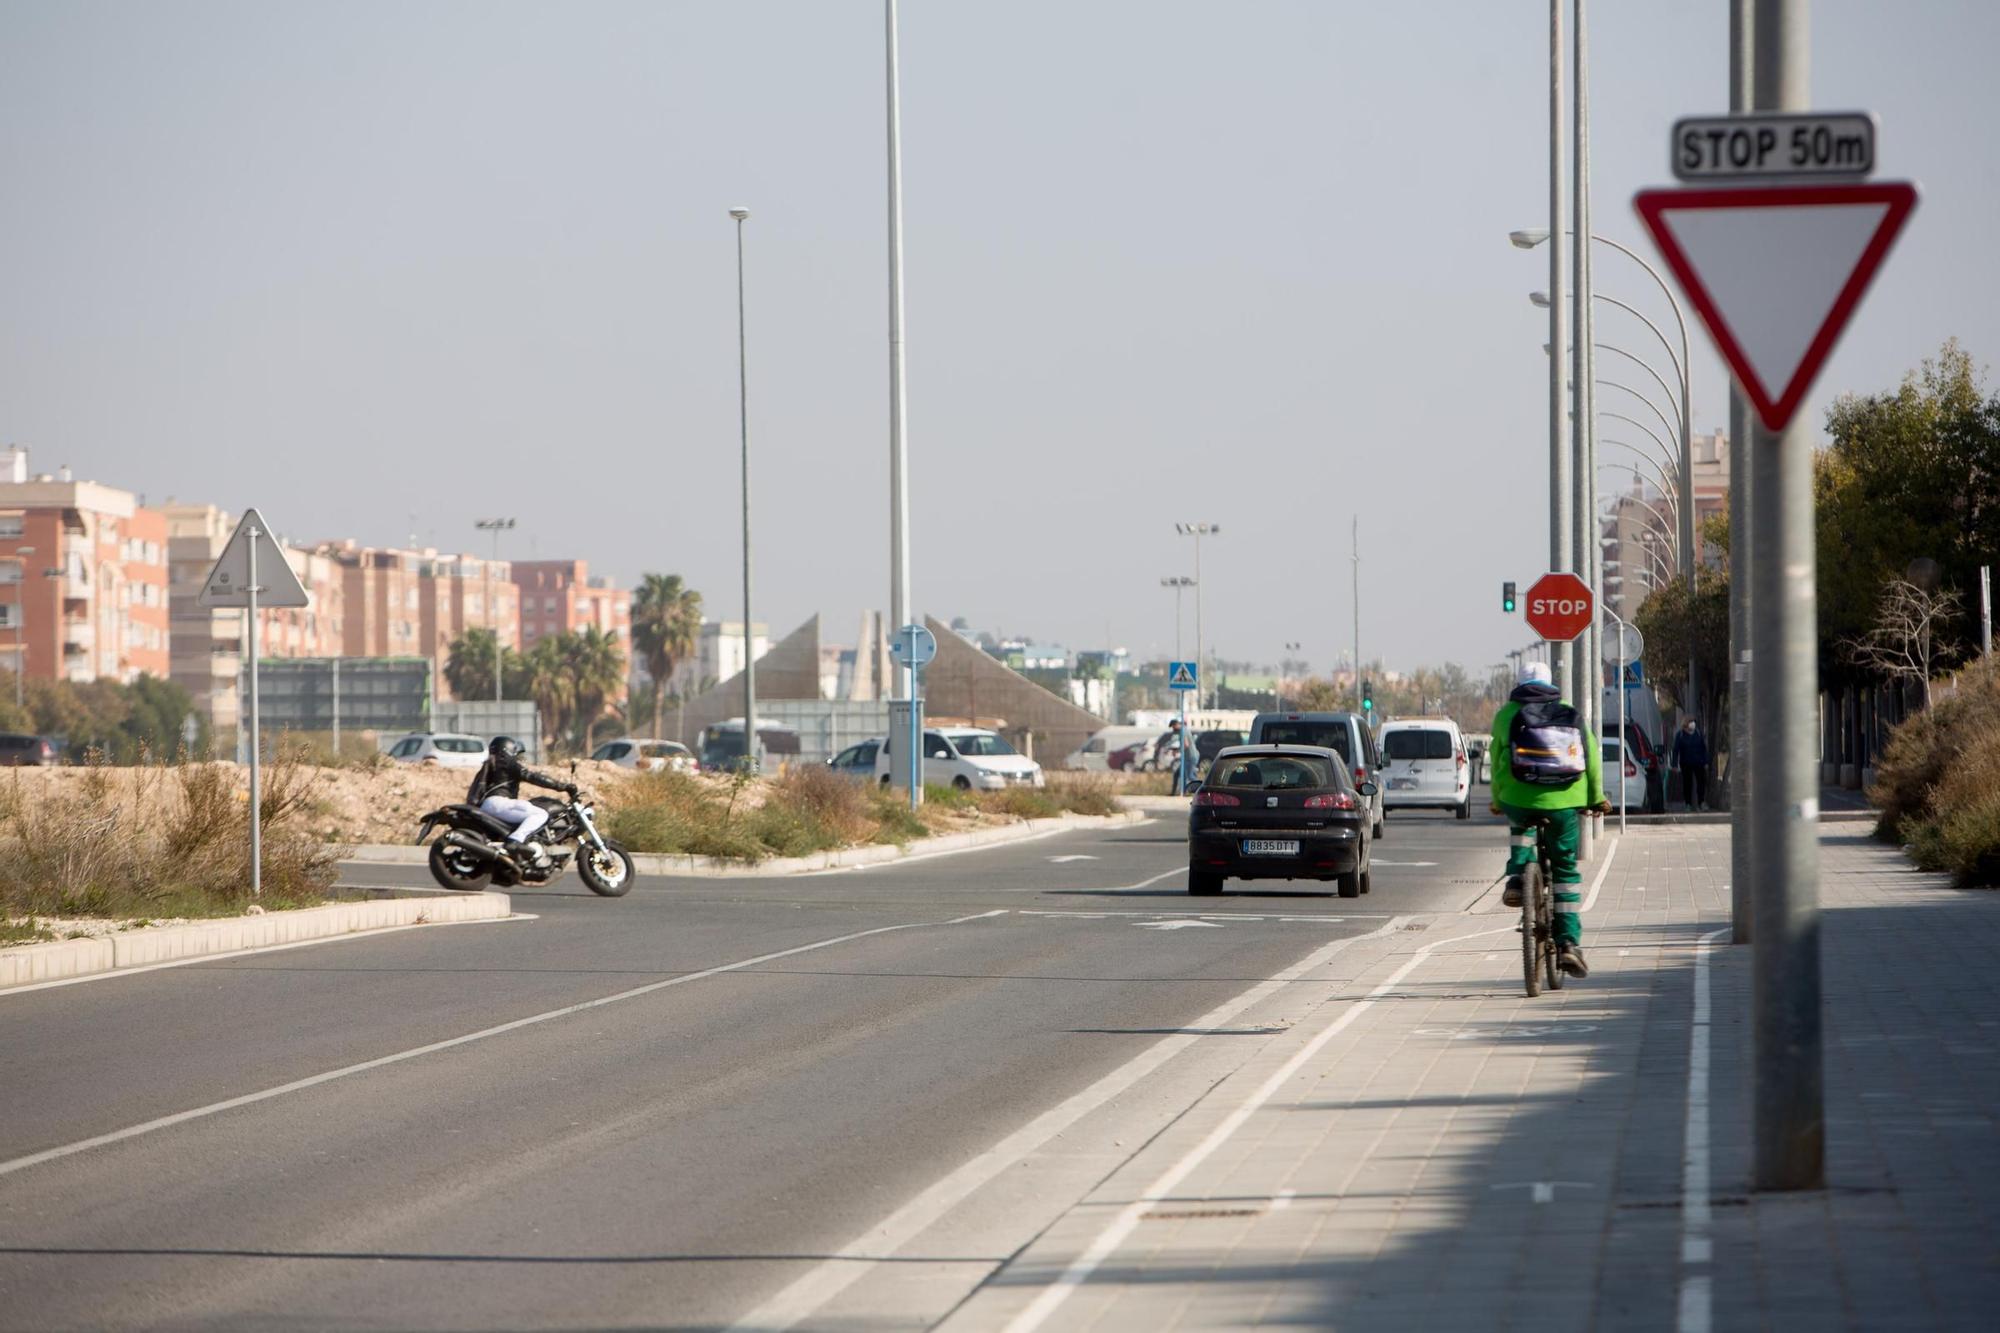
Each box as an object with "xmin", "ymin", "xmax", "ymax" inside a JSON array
[{"xmin": 441, "ymin": 830, "xmax": 506, "ymax": 865}]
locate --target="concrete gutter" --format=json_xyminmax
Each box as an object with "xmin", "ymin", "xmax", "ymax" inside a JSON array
[
  {"xmin": 1, "ymin": 892, "xmax": 512, "ymax": 990},
  {"xmin": 343, "ymin": 810, "xmax": 1148, "ymax": 878}
]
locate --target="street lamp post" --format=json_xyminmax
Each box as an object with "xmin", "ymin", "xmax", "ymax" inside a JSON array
[
  {"xmin": 1160, "ymin": 576, "xmax": 1195, "ymax": 660},
  {"xmin": 474, "ymin": 518, "xmax": 514, "ymax": 704},
  {"xmin": 1175, "ymin": 523, "xmax": 1219, "ymax": 708},
  {"xmin": 730, "ymin": 206, "xmax": 758, "ymax": 773}
]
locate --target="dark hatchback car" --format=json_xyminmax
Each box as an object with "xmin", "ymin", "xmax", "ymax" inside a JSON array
[
  {"xmin": 1187, "ymin": 745, "xmax": 1377, "ymax": 898},
  {"xmin": 0, "ymin": 733, "xmax": 58, "ymax": 766}
]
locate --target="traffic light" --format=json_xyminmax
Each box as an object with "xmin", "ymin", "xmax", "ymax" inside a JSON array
[
  {"xmin": 1361, "ymin": 681, "xmax": 1374, "ymax": 713},
  {"xmin": 1503, "ymin": 580, "xmax": 1518, "ymax": 614}
]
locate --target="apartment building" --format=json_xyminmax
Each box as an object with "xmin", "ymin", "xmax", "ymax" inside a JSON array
[
  {"xmin": 418, "ymin": 552, "xmax": 519, "ymax": 699},
  {"xmin": 0, "ymin": 448, "xmax": 169, "ymax": 687},
  {"xmin": 511, "ymin": 560, "xmax": 630, "ymax": 648}
]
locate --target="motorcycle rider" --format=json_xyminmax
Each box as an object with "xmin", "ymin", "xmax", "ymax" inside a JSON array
[{"xmin": 467, "ymin": 736, "xmax": 577, "ymax": 870}]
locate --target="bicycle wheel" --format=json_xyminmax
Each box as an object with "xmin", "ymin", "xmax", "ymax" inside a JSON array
[
  {"xmin": 1520, "ymin": 860, "xmax": 1542, "ymax": 998},
  {"xmin": 1541, "ymin": 871, "xmax": 1564, "ymax": 991}
]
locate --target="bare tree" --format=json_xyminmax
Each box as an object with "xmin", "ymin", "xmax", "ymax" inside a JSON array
[{"xmin": 1846, "ymin": 578, "xmax": 1963, "ymax": 708}]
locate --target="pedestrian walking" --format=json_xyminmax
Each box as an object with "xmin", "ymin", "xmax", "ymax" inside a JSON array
[{"xmin": 1670, "ymin": 717, "xmax": 1710, "ymax": 811}]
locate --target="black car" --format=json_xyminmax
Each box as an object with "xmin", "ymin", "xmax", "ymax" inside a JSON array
[
  {"xmin": 0, "ymin": 733, "xmax": 58, "ymax": 766},
  {"xmin": 1187, "ymin": 744, "xmax": 1376, "ymax": 898}
]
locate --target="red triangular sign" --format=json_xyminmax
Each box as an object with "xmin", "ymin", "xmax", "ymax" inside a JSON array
[{"xmin": 1634, "ymin": 182, "xmax": 1917, "ymax": 432}]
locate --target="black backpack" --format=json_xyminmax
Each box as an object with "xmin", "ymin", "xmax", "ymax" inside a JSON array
[{"xmin": 1509, "ymin": 699, "xmax": 1587, "ymax": 786}]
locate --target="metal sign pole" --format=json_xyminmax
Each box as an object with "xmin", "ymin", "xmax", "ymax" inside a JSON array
[
  {"xmin": 331, "ymin": 656, "xmax": 341, "ymax": 759},
  {"xmin": 1749, "ymin": 0, "xmax": 1822, "ymax": 1194},
  {"xmin": 246, "ymin": 526, "xmax": 262, "ymax": 899},
  {"xmin": 1178, "ymin": 686, "xmax": 1190, "ymax": 794},
  {"xmin": 907, "ymin": 658, "xmax": 920, "ymax": 813}
]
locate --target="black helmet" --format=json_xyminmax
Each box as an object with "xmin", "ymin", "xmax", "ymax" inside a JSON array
[{"xmin": 489, "ymin": 736, "xmax": 526, "ymax": 761}]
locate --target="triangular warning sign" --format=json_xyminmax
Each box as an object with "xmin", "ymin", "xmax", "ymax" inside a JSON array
[
  {"xmin": 197, "ymin": 508, "xmax": 310, "ymax": 610},
  {"xmin": 1634, "ymin": 181, "xmax": 1917, "ymax": 432}
]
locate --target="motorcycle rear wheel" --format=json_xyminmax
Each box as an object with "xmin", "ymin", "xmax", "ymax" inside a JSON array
[
  {"xmin": 579, "ymin": 839, "xmax": 636, "ymax": 898},
  {"xmin": 428, "ymin": 840, "xmax": 493, "ymax": 892}
]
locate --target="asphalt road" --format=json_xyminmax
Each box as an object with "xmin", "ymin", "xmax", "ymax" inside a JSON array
[{"xmin": 0, "ymin": 805, "xmax": 1510, "ymax": 1331}]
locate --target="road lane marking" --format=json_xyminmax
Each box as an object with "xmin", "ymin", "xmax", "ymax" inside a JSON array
[
  {"xmin": 1136, "ymin": 920, "xmax": 1222, "ymax": 931},
  {"xmin": 1001, "ymin": 916, "xmax": 1524, "ymax": 1333},
  {"xmin": 1047, "ymin": 855, "xmax": 1098, "ymax": 863},
  {"xmin": 0, "ymin": 910, "xmax": 1007, "ymax": 1182},
  {"xmin": 1677, "ymin": 926, "xmax": 1731, "ymax": 1333},
  {"xmin": 1369, "ymin": 860, "xmax": 1438, "ymax": 867},
  {"xmin": 728, "ymin": 916, "xmax": 1412, "ymax": 1331}
]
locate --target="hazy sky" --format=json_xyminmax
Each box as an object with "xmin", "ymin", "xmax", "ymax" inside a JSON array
[{"xmin": 1, "ymin": 1, "xmax": 1994, "ymax": 674}]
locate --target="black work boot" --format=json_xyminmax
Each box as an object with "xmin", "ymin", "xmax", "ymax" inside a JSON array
[
  {"xmin": 1502, "ymin": 876, "xmax": 1524, "ymax": 909},
  {"xmin": 1558, "ymin": 944, "xmax": 1589, "ymax": 978}
]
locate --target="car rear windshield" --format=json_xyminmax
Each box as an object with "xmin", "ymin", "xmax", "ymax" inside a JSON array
[
  {"xmin": 1210, "ymin": 754, "xmax": 1333, "ymax": 789},
  {"xmin": 437, "ymin": 737, "xmax": 484, "ymax": 753},
  {"xmin": 1256, "ymin": 723, "xmax": 1350, "ymax": 762},
  {"xmin": 951, "ymin": 734, "xmax": 1016, "ymax": 757},
  {"xmin": 1385, "ymin": 730, "xmax": 1455, "ymax": 761}
]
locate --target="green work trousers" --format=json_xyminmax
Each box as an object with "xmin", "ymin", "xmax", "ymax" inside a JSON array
[{"xmin": 1501, "ymin": 803, "xmax": 1583, "ymax": 947}]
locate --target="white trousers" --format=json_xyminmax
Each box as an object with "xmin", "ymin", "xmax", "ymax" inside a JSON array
[{"xmin": 480, "ymin": 795, "xmax": 548, "ymax": 844}]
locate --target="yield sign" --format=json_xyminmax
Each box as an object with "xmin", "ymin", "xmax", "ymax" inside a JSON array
[{"xmin": 1634, "ymin": 182, "xmax": 1917, "ymax": 432}]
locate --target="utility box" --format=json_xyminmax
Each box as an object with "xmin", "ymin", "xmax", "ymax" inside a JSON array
[{"xmin": 887, "ymin": 698, "xmax": 925, "ymax": 803}]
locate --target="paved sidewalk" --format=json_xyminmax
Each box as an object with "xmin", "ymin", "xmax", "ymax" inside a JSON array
[{"xmin": 940, "ymin": 823, "xmax": 1999, "ymax": 1331}]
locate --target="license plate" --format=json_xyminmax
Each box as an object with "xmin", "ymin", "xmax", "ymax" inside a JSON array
[
  {"xmin": 1390, "ymin": 777, "xmax": 1418, "ymax": 790},
  {"xmin": 1242, "ymin": 839, "xmax": 1301, "ymax": 857}
]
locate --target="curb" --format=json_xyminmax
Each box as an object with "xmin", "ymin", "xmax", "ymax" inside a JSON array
[
  {"xmin": 339, "ymin": 810, "xmax": 1147, "ymax": 878},
  {"xmin": 0, "ymin": 892, "xmax": 512, "ymax": 990}
]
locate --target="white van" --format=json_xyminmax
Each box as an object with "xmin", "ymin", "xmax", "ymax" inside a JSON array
[
  {"xmin": 876, "ymin": 727, "xmax": 1046, "ymax": 791},
  {"xmin": 1063, "ymin": 726, "xmax": 1156, "ymax": 772},
  {"xmin": 1377, "ymin": 719, "xmax": 1472, "ymax": 819}
]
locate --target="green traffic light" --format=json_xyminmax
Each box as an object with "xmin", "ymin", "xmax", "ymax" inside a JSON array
[{"xmin": 1503, "ymin": 580, "xmax": 1518, "ymax": 613}]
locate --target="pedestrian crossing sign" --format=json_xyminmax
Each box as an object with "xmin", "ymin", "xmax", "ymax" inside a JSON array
[{"xmin": 1168, "ymin": 661, "xmax": 1199, "ymax": 691}]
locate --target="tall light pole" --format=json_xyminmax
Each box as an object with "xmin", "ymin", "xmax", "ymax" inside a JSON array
[
  {"xmin": 1352, "ymin": 515, "xmax": 1361, "ymax": 713},
  {"xmin": 474, "ymin": 518, "xmax": 514, "ymax": 704},
  {"xmin": 1546, "ymin": 0, "xmax": 1572, "ymax": 702},
  {"xmin": 885, "ymin": 0, "xmax": 912, "ymax": 652},
  {"xmin": 1729, "ymin": 0, "xmax": 1756, "ymax": 948},
  {"xmin": 730, "ymin": 206, "xmax": 758, "ymax": 772},
  {"xmin": 1175, "ymin": 523, "xmax": 1218, "ymax": 708},
  {"xmin": 1160, "ymin": 576, "xmax": 1194, "ymax": 660},
  {"xmin": 1572, "ymin": 0, "xmax": 1598, "ymax": 860}
]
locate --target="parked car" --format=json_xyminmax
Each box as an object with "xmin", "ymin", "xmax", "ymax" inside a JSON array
[
  {"xmin": 1193, "ymin": 729, "xmax": 1247, "ymax": 772},
  {"xmin": 828, "ymin": 737, "xmax": 883, "ymax": 780},
  {"xmin": 698, "ymin": 720, "xmax": 802, "ymax": 772},
  {"xmin": 590, "ymin": 738, "xmax": 697, "ymax": 773},
  {"xmin": 1377, "ymin": 718, "xmax": 1472, "ymax": 820},
  {"xmin": 385, "ymin": 732, "xmax": 488, "ymax": 769},
  {"xmin": 1064, "ymin": 726, "xmax": 1157, "ymax": 772},
  {"xmin": 1247, "ymin": 712, "xmax": 1384, "ymax": 837},
  {"xmin": 876, "ymin": 727, "xmax": 1045, "ymax": 790},
  {"xmin": 1186, "ymin": 744, "xmax": 1376, "ymax": 898},
  {"xmin": 1603, "ymin": 736, "xmax": 1646, "ymax": 812},
  {"xmin": 0, "ymin": 733, "xmax": 58, "ymax": 766},
  {"xmin": 1110, "ymin": 737, "xmax": 1157, "ymax": 771}
]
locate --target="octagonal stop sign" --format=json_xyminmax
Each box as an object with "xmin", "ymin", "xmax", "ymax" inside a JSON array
[{"xmin": 1524, "ymin": 572, "xmax": 1593, "ymax": 642}]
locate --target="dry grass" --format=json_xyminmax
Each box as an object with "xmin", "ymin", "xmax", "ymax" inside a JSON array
[{"xmin": 0, "ymin": 753, "xmax": 343, "ymax": 921}]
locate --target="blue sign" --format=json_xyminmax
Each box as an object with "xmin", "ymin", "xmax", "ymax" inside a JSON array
[{"xmin": 1168, "ymin": 661, "xmax": 1199, "ymax": 691}]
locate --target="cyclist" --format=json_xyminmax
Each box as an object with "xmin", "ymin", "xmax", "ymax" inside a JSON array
[{"xmin": 1489, "ymin": 661, "xmax": 1608, "ymax": 978}]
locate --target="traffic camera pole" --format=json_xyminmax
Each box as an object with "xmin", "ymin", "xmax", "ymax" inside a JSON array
[
  {"xmin": 1750, "ymin": 0, "xmax": 1824, "ymax": 1193},
  {"xmin": 1728, "ymin": 0, "xmax": 1757, "ymax": 946}
]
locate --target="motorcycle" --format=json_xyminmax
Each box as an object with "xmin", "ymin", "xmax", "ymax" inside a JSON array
[{"xmin": 415, "ymin": 784, "xmax": 636, "ymax": 897}]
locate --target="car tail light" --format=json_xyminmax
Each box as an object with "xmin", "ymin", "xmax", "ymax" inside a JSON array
[
  {"xmin": 1625, "ymin": 760, "xmax": 1639, "ymax": 779},
  {"xmin": 1194, "ymin": 790, "xmax": 1240, "ymax": 807},
  {"xmin": 1304, "ymin": 792, "xmax": 1358, "ymax": 810},
  {"xmin": 1456, "ymin": 752, "xmax": 1466, "ymax": 769}
]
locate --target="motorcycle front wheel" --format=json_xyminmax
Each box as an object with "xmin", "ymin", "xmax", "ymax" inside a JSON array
[
  {"xmin": 428, "ymin": 840, "xmax": 493, "ymax": 892},
  {"xmin": 578, "ymin": 839, "xmax": 636, "ymax": 898}
]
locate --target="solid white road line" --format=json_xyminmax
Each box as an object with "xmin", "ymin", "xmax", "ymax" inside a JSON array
[
  {"xmin": 727, "ymin": 916, "xmax": 1414, "ymax": 1332},
  {"xmin": 1677, "ymin": 926, "xmax": 1731, "ymax": 1333},
  {"xmin": 1581, "ymin": 833, "xmax": 1621, "ymax": 912},
  {"xmin": 0, "ymin": 910, "xmax": 1007, "ymax": 1182},
  {"xmin": 1000, "ymin": 917, "xmax": 1520, "ymax": 1333},
  {"xmin": 0, "ymin": 914, "xmax": 533, "ymax": 998}
]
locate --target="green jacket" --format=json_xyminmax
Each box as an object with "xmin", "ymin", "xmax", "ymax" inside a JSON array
[{"xmin": 1490, "ymin": 693, "xmax": 1604, "ymax": 810}]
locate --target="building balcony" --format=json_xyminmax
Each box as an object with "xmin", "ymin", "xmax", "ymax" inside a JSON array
[{"xmin": 64, "ymin": 621, "xmax": 94, "ymax": 650}]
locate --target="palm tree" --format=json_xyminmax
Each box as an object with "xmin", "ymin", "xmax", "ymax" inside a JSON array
[
  {"xmin": 444, "ymin": 628, "xmax": 516, "ymax": 701},
  {"xmin": 523, "ymin": 637, "xmax": 576, "ymax": 747},
  {"xmin": 631, "ymin": 574, "xmax": 703, "ymax": 739},
  {"xmin": 565, "ymin": 626, "xmax": 628, "ymax": 751}
]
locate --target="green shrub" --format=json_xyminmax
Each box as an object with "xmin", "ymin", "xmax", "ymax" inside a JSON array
[
  {"xmin": 981, "ymin": 787, "xmax": 1065, "ymax": 820},
  {"xmin": 1045, "ymin": 772, "xmax": 1121, "ymax": 817},
  {"xmin": 1872, "ymin": 658, "xmax": 2000, "ymax": 841}
]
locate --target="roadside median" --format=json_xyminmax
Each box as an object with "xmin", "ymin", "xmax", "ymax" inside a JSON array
[
  {"xmin": 347, "ymin": 809, "xmax": 1148, "ymax": 878},
  {"xmin": 1, "ymin": 891, "xmax": 512, "ymax": 990}
]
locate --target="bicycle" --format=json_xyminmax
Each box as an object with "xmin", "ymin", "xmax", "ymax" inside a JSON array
[{"xmin": 1515, "ymin": 814, "xmax": 1563, "ymax": 998}]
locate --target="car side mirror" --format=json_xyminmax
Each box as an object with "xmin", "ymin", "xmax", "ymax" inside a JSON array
[{"xmin": 1358, "ymin": 782, "xmax": 1378, "ymax": 797}]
